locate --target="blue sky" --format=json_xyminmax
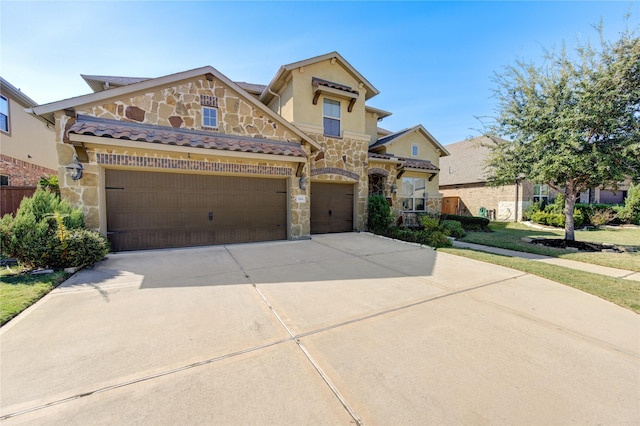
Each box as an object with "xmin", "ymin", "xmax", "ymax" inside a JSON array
[{"xmin": 1, "ymin": 1, "xmax": 637, "ymax": 145}]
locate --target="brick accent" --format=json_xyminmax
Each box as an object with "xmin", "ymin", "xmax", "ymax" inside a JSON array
[
  {"xmin": 96, "ymin": 153, "xmax": 293, "ymax": 176},
  {"xmin": 0, "ymin": 155, "xmax": 56, "ymax": 186},
  {"xmin": 368, "ymin": 167, "xmax": 389, "ymax": 176}
]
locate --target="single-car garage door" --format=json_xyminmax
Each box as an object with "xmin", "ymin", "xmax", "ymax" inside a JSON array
[
  {"xmin": 105, "ymin": 170, "xmax": 287, "ymax": 251},
  {"xmin": 310, "ymin": 182, "xmax": 354, "ymax": 234}
]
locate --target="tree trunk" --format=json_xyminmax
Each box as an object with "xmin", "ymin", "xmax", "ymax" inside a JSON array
[{"xmin": 564, "ymin": 190, "xmax": 577, "ymax": 241}]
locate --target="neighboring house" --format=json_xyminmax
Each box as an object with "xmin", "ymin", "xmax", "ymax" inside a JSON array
[
  {"xmin": 439, "ymin": 136, "xmax": 629, "ymax": 221},
  {"xmin": 0, "ymin": 77, "xmax": 57, "ymax": 215},
  {"xmin": 30, "ymin": 52, "xmax": 448, "ymax": 251}
]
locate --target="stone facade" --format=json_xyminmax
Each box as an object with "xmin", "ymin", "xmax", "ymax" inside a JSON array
[
  {"xmin": 0, "ymin": 154, "xmax": 56, "ymax": 186},
  {"xmin": 308, "ymin": 133, "xmax": 369, "ymax": 230},
  {"xmin": 78, "ymin": 78, "xmax": 301, "ymax": 144}
]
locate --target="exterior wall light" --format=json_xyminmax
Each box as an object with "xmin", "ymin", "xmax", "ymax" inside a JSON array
[
  {"xmin": 65, "ymin": 154, "xmax": 84, "ymax": 181},
  {"xmin": 390, "ymin": 183, "xmax": 397, "ymax": 194},
  {"xmin": 299, "ymin": 175, "xmax": 307, "ymax": 190}
]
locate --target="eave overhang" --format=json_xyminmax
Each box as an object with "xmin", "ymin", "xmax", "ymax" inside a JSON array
[{"xmin": 65, "ymin": 115, "xmax": 307, "ymax": 164}]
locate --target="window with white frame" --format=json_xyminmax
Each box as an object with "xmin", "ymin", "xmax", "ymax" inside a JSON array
[
  {"xmin": 401, "ymin": 177, "xmax": 427, "ymax": 211},
  {"xmin": 411, "ymin": 144, "xmax": 419, "ymax": 157},
  {"xmin": 202, "ymin": 107, "xmax": 218, "ymax": 128},
  {"xmin": 533, "ymin": 184, "xmax": 549, "ymax": 203},
  {"xmin": 323, "ymin": 98, "xmax": 340, "ymax": 137},
  {"xmin": 0, "ymin": 95, "xmax": 9, "ymax": 133}
]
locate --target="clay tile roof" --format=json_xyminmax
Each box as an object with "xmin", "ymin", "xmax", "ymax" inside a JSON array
[
  {"xmin": 368, "ymin": 152, "xmax": 397, "ymax": 161},
  {"xmin": 398, "ymin": 157, "xmax": 439, "ymax": 171},
  {"xmin": 68, "ymin": 115, "xmax": 306, "ymax": 158},
  {"xmin": 311, "ymin": 77, "xmax": 359, "ymax": 95}
]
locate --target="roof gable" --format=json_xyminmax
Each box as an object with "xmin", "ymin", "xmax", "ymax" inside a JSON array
[
  {"xmin": 30, "ymin": 67, "xmax": 320, "ymax": 151},
  {"xmin": 260, "ymin": 52, "xmax": 379, "ymax": 104},
  {"xmin": 369, "ymin": 125, "xmax": 450, "ymax": 157}
]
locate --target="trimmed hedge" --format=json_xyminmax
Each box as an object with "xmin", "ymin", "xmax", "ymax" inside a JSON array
[{"xmin": 440, "ymin": 214, "xmax": 490, "ymax": 231}]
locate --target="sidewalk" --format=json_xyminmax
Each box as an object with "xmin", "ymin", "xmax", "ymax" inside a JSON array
[{"xmin": 452, "ymin": 240, "xmax": 640, "ymax": 282}]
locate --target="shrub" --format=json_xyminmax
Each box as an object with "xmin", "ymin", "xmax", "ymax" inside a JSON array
[
  {"xmin": 38, "ymin": 175, "xmax": 60, "ymax": 196},
  {"xmin": 528, "ymin": 208, "xmax": 584, "ymax": 228},
  {"xmin": 618, "ymin": 183, "xmax": 640, "ymax": 225},
  {"xmin": 588, "ymin": 208, "xmax": 615, "ymax": 228},
  {"xmin": 418, "ymin": 215, "xmax": 440, "ymax": 231},
  {"xmin": 440, "ymin": 220, "xmax": 465, "ymax": 238},
  {"xmin": 368, "ymin": 195, "xmax": 392, "ymax": 234},
  {"xmin": 440, "ymin": 214, "xmax": 490, "ymax": 231},
  {"xmin": 1, "ymin": 188, "xmax": 108, "ymax": 268},
  {"xmin": 61, "ymin": 229, "xmax": 110, "ymax": 268},
  {"xmin": 384, "ymin": 226, "xmax": 452, "ymax": 248}
]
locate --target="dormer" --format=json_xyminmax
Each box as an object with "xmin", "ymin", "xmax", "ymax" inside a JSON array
[{"xmin": 260, "ymin": 52, "xmax": 379, "ymax": 139}]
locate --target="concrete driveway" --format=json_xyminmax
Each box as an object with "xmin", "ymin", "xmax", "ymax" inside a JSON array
[{"xmin": 1, "ymin": 233, "xmax": 638, "ymax": 425}]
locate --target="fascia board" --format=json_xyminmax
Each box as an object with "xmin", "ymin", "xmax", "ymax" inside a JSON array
[
  {"xmin": 1, "ymin": 77, "xmax": 38, "ymax": 108},
  {"xmin": 365, "ymin": 106, "xmax": 393, "ymax": 119}
]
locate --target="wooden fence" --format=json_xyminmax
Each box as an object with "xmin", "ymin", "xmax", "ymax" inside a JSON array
[{"xmin": 0, "ymin": 186, "xmax": 37, "ymax": 217}]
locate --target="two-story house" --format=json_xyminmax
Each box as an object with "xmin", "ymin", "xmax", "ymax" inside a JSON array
[
  {"xmin": 0, "ymin": 77, "xmax": 57, "ymax": 215},
  {"xmin": 29, "ymin": 52, "xmax": 448, "ymax": 251}
]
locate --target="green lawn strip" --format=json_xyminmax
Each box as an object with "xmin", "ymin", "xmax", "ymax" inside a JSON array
[
  {"xmin": 459, "ymin": 222, "xmax": 640, "ymax": 272},
  {"xmin": 0, "ymin": 269, "xmax": 70, "ymax": 326},
  {"xmin": 439, "ymin": 247, "xmax": 640, "ymax": 314}
]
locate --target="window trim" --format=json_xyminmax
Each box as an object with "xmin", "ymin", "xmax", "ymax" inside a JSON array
[
  {"xmin": 322, "ymin": 98, "xmax": 341, "ymax": 138},
  {"xmin": 0, "ymin": 174, "xmax": 10, "ymax": 186},
  {"xmin": 533, "ymin": 184, "xmax": 549, "ymax": 203},
  {"xmin": 201, "ymin": 106, "xmax": 218, "ymax": 129},
  {"xmin": 400, "ymin": 177, "xmax": 428, "ymax": 212},
  {"xmin": 0, "ymin": 95, "xmax": 10, "ymax": 134},
  {"xmin": 411, "ymin": 144, "xmax": 419, "ymax": 157}
]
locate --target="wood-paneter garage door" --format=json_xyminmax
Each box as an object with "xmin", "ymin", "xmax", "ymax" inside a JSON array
[
  {"xmin": 105, "ymin": 170, "xmax": 287, "ymax": 251},
  {"xmin": 310, "ymin": 182, "xmax": 354, "ymax": 234}
]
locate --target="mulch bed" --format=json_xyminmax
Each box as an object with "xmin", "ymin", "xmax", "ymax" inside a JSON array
[{"xmin": 530, "ymin": 238, "xmax": 622, "ymax": 252}]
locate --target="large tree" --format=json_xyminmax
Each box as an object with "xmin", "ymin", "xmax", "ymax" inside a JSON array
[{"xmin": 486, "ymin": 24, "xmax": 640, "ymax": 240}]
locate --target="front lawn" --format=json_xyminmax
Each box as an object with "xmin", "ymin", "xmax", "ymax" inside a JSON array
[
  {"xmin": 459, "ymin": 222, "xmax": 640, "ymax": 272},
  {"xmin": 0, "ymin": 266, "xmax": 70, "ymax": 326},
  {"xmin": 439, "ymin": 247, "xmax": 640, "ymax": 314}
]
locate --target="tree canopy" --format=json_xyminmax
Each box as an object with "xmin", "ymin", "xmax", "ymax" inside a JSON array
[{"xmin": 486, "ymin": 23, "xmax": 640, "ymax": 240}]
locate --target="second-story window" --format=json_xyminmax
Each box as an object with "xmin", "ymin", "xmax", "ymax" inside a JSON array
[
  {"xmin": 323, "ymin": 98, "xmax": 340, "ymax": 137},
  {"xmin": 0, "ymin": 95, "xmax": 9, "ymax": 133},
  {"xmin": 202, "ymin": 107, "xmax": 218, "ymax": 128},
  {"xmin": 411, "ymin": 144, "xmax": 419, "ymax": 157}
]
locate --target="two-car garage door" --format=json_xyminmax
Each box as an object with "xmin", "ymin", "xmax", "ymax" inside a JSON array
[{"xmin": 105, "ymin": 170, "xmax": 287, "ymax": 251}]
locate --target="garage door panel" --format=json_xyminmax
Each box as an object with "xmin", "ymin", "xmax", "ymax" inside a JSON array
[
  {"xmin": 310, "ymin": 183, "xmax": 354, "ymax": 234},
  {"xmin": 106, "ymin": 170, "xmax": 287, "ymax": 251}
]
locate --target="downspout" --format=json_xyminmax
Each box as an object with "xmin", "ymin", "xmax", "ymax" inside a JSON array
[
  {"xmin": 267, "ymin": 87, "xmax": 281, "ymax": 115},
  {"xmin": 514, "ymin": 178, "xmax": 520, "ymax": 222}
]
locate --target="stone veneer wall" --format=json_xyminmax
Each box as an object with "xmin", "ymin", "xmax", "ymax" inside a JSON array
[
  {"xmin": 308, "ymin": 133, "xmax": 369, "ymax": 230},
  {"xmin": 0, "ymin": 155, "xmax": 56, "ymax": 186},
  {"xmin": 77, "ymin": 77, "xmax": 301, "ymax": 143}
]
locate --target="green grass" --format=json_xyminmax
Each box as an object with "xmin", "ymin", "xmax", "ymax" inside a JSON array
[
  {"xmin": 0, "ymin": 266, "xmax": 70, "ymax": 326},
  {"xmin": 459, "ymin": 222, "xmax": 640, "ymax": 272},
  {"xmin": 439, "ymin": 247, "xmax": 640, "ymax": 314}
]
